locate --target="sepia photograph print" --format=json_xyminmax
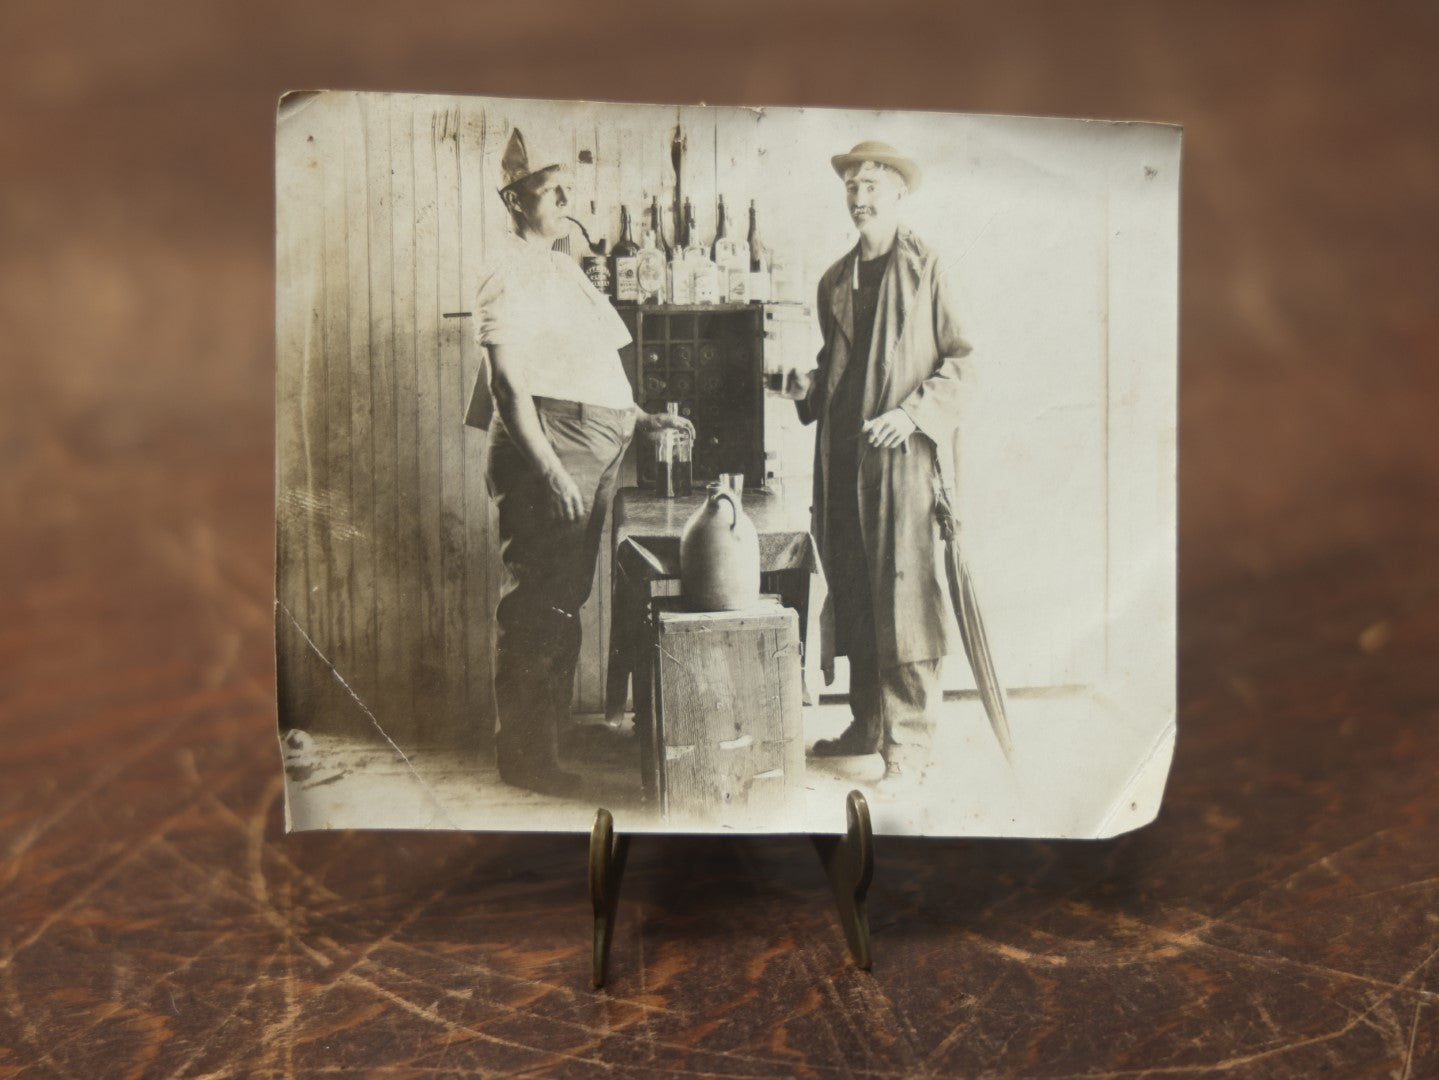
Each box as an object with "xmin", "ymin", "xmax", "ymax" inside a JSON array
[{"xmin": 274, "ymin": 91, "xmax": 1180, "ymax": 838}]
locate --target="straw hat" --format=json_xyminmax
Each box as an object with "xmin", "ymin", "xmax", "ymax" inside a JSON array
[{"xmin": 830, "ymin": 141, "xmax": 921, "ymax": 193}]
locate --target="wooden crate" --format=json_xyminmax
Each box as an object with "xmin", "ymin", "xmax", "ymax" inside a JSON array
[{"xmin": 640, "ymin": 598, "xmax": 803, "ymax": 825}]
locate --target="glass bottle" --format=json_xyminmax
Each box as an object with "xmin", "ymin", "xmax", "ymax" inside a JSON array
[
  {"xmin": 669, "ymin": 238, "xmax": 692, "ymax": 305},
  {"xmin": 611, "ymin": 206, "xmax": 640, "ymax": 303},
  {"xmin": 651, "ymin": 196, "xmax": 672, "ymax": 260},
  {"xmin": 654, "ymin": 402, "xmax": 692, "ymax": 497},
  {"xmin": 636, "ymin": 200, "xmax": 667, "ymax": 304},
  {"xmin": 582, "ymin": 237, "xmax": 611, "ymax": 298},
  {"xmin": 747, "ymin": 200, "xmax": 770, "ymax": 303},
  {"xmin": 668, "ymin": 402, "xmax": 692, "ymax": 496},
  {"xmin": 769, "ymin": 249, "xmax": 796, "ymax": 303},
  {"xmin": 670, "ymin": 199, "xmax": 694, "ymax": 304},
  {"xmin": 688, "ymin": 204, "xmax": 719, "ymax": 304},
  {"xmin": 712, "ymin": 196, "xmax": 748, "ymax": 303}
]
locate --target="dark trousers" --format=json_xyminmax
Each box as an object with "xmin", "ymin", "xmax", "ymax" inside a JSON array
[{"xmin": 486, "ymin": 398, "xmax": 634, "ymax": 775}]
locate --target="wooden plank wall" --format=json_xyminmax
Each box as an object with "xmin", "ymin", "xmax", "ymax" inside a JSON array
[{"xmin": 276, "ymin": 92, "xmax": 754, "ymax": 747}]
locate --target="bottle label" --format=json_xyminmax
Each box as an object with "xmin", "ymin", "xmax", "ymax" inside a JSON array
[
  {"xmin": 614, "ymin": 256, "xmax": 640, "ymax": 301},
  {"xmin": 669, "ymin": 260, "xmax": 693, "ymax": 304},
  {"xmin": 726, "ymin": 264, "xmax": 748, "ymax": 303},
  {"xmin": 637, "ymin": 251, "xmax": 666, "ymax": 301},
  {"xmin": 693, "ymin": 263, "xmax": 718, "ymax": 304},
  {"xmin": 582, "ymin": 256, "xmax": 612, "ymax": 297}
]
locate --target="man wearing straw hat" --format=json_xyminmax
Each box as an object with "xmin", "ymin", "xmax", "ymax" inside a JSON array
[
  {"xmin": 798, "ymin": 141, "xmax": 977, "ymax": 788},
  {"xmin": 468, "ymin": 127, "xmax": 691, "ymax": 797}
]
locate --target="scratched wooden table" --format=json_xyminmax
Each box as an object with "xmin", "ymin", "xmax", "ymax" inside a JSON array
[{"xmin": 3, "ymin": 3, "xmax": 1438, "ymax": 1076}]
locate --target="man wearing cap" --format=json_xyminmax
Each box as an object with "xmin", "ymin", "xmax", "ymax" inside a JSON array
[
  {"xmin": 468, "ymin": 128, "xmax": 691, "ymax": 796},
  {"xmin": 798, "ymin": 141, "xmax": 974, "ymax": 788}
]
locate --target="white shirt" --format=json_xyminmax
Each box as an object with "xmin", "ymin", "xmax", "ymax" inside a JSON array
[{"xmin": 473, "ymin": 233, "xmax": 636, "ymax": 412}]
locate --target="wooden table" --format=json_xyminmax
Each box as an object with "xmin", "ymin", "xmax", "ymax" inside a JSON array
[
  {"xmin": 605, "ymin": 485, "xmax": 818, "ymax": 720},
  {"xmin": 4, "ymin": 3, "xmax": 1439, "ymax": 1076}
]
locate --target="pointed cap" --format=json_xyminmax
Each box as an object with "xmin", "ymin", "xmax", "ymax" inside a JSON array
[{"xmin": 499, "ymin": 127, "xmax": 563, "ymax": 192}]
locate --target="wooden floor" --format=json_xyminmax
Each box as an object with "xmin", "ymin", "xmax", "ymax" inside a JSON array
[
  {"xmin": 4, "ymin": 2, "xmax": 1439, "ymax": 1076},
  {"xmin": 280, "ymin": 706, "xmax": 867, "ymax": 835},
  {"xmin": 278, "ymin": 692, "xmax": 1101, "ymax": 837}
]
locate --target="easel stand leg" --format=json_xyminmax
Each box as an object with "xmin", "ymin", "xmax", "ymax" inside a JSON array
[
  {"xmin": 810, "ymin": 790, "xmax": 875, "ymax": 970},
  {"xmin": 587, "ymin": 792, "xmax": 873, "ymax": 987},
  {"xmin": 589, "ymin": 808, "xmax": 630, "ymax": 989}
]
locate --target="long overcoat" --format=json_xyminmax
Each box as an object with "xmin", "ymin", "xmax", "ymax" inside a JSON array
[{"xmin": 799, "ymin": 225, "xmax": 974, "ymax": 673}]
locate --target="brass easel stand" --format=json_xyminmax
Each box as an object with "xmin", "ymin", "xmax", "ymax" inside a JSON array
[
  {"xmin": 587, "ymin": 790, "xmax": 875, "ymax": 988},
  {"xmin": 810, "ymin": 789, "xmax": 874, "ymax": 970},
  {"xmin": 588, "ymin": 808, "xmax": 631, "ymax": 989}
]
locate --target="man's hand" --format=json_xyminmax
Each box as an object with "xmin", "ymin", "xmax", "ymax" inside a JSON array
[
  {"xmin": 544, "ymin": 466, "xmax": 585, "ymax": 523},
  {"xmin": 862, "ymin": 408, "xmax": 917, "ymax": 449},
  {"xmin": 638, "ymin": 409, "xmax": 696, "ymax": 443}
]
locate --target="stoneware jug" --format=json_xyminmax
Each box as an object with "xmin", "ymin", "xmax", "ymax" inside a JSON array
[{"xmin": 679, "ymin": 481, "xmax": 760, "ymax": 611}]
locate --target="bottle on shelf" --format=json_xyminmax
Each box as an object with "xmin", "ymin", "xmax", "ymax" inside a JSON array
[
  {"xmin": 676, "ymin": 196, "xmax": 690, "ymax": 252},
  {"xmin": 581, "ymin": 238, "xmax": 611, "ymax": 298},
  {"xmin": 688, "ymin": 202, "xmax": 719, "ymax": 304},
  {"xmin": 669, "ymin": 224, "xmax": 693, "ymax": 305},
  {"xmin": 669, "ymin": 198, "xmax": 694, "ymax": 305},
  {"xmin": 650, "ymin": 196, "xmax": 672, "ymax": 260},
  {"xmin": 611, "ymin": 205, "xmax": 641, "ymax": 303},
  {"xmin": 565, "ymin": 213, "xmax": 613, "ymax": 298},
  {"xmin": 636, "ymin": 199, "xmax": 667, "ymax": 304},
  {"xmin": 711, "ymin": 196, "xmax": 748, "ymax": 304},
  {"xmin": 769, "ymin": 249, "xmax": 797, "ymax": 303},
  {"xmin": 747, "ymin": 199, "xmax": 770, "ymax": 304},
  {"xmin": 727, "ymin": 235, "xmax": 750, "ymax": 306}
]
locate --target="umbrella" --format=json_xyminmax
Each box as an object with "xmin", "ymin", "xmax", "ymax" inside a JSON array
[{"xmin": 934, "ymin": 480, "xmax": 1016, "ymax": 763}]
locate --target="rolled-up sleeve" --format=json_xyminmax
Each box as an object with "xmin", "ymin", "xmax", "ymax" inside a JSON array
[
  {"xmin": 601, "ymin": 298, "xmax": 632, "ymax": 352},
  {"xmin": 474, "ymin": 265, "xmax": 511, "ymax": 347}
]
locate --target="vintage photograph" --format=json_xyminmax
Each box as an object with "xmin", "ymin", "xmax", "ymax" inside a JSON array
[{"xmin": 274, "ymin": 91, "xmax": 1180, "ymax": 838}]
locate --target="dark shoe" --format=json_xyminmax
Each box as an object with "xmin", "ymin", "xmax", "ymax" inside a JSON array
[
  {"xmin": 525, "ymin": 766, "xmax": 584, "ymax": 799},
  {"xmin": 498, "ymin": 754, "xmax": 582, "ymax": 798},
  {"xmin": 811, "ymin": 723, "xmax": 881, "ymax": 757}
]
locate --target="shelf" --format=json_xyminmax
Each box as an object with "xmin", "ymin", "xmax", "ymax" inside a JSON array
[{"xmin": 611, "ymin": 302, "xmax": 803, "ymax": 314}]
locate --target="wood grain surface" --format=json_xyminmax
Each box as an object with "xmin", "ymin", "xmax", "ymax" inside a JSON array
[{"xmin": 3, "ymin": 1, "xmax": 1438, "ymax": 1075}]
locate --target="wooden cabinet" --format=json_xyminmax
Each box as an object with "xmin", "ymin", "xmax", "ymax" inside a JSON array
[{"xmin": 617, "ymin": 304, "xmax": 768, "ymax": 489}]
